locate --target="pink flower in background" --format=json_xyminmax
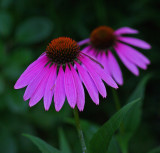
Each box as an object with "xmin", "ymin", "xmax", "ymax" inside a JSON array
[
  {"xmin": 14, "ymin": 37, "xmax": 118, "ymax": 111},
  {"xmin": 78, "ymin": 26, "xmax": 151, "ymax": 85}
]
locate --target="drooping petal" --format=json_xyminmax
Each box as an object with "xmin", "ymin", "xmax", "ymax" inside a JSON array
[
  {"xmin": 23, "ymin": 65, "xmax": 50, "ymax": 101},
  {"xmin": 14, "ymin": 54, "xmax": 48, "ymax": 89},
  {"xmin": 80, "ymin": 57, "xmax": 107, "ymax": 98},
  {"xmin": 44, "ymin": 65, "xmax": 57, "ymax": 111},
  {"xmin": 117, "ymin": 42, "xmax": 150, "ymax": 64},
  {"xmin": 114, "ymin": 45, "xmax": 139, "ymax": 75},
  {"xmin": 82, "ymin": 46, "xmax": 92, "ymax": 53},
  {"xmin": 79, "ymin": 55, "xmax": 118, "ymax": 89},
  {"xmin": 54, "ymin": 66, "xmax": 65, "ymax": 111},
  {"xmin": 29, "ymin": 68, "xmax": 51, "ymax": 107},
  {"xmin": 82, "ymin": 45, "xmax": 97, "ymax": 58},
  {"xmin": 75, "ymin": 62, "xmax": 99, "ymax": 105},
  {"xmin": 116, "ymin": 42, "xmax": 149, "ymax": 69},
  {"xmin": 117, "ymin": 36, "xmax": 151, "ymax": 49},
  {"xmin": 108, "ymin": 51, "xmax": 123, "ymax": 85},
  {"xmin": 114, "ymin": 27, "xmax": 138, "ymax": 35},
  {"xmin": 100, "ymin": 51, "xmax": 110, "ymax": 75},
  {"xmin": 70, "ymin": 64, "xmax": 85, "ymax": 111},
  {"xmin": 64, "ymin": 64, "xmax": 77, "ymax": 108},
  {"xmin": 89, "ymin": 48, "xmax": 99, "ymax": 57}
]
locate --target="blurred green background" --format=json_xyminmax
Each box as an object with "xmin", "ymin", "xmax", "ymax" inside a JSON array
[{"xmin": 0, "ymin": 0, "xmax": 160, "ymax": 153}]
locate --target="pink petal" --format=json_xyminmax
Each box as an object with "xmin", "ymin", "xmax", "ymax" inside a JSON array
[
  {"xmin": 29, "ymin": 69, "xmax": 51, "ymax": 107},
  {"xmin": 108, "ymin": 51, "xmax": 123, "ymax": 85},
  {"xmin": 23, "ymin": 65, "xmax": 50, "ymax": 101},
  {"xmin": 44, "ymin": 65, "xmax": 57, "ymax": 111},
  {"xmin": 78, "ymin": 38, "xmax": 90, "ymax": 46},
  {"xmin": 116, "ymin": 42, "xmax": 149, "ymax": 69},
  {"xmin": 114, "ymin": 27, "xmax": 138, "ymax": 35},
  {"xmin": 80, "ymin": 57, "xmax": 107, "ymax": 98},
  {"xmin": 82, "ymin": 45, "xmax": 96, "ymax": 58},
  {"xmin": 117, "ymin": 42, "xmax": 150, "ymax": 64},
  {"xmin": 54, "ymin": 66, "xmax": 65, "ymax": 111},
  {"xmin": 114, "ymin": 45, "xmax": 139, "ymax": 75},
  {"xmin": 100, "ymin": 52, "xmax": 110, "ymax": 75},
  {"xmin": 79, "ymin": 55, "xmax": 118, "ymax": 89},
  {"xmin": 64, "ymin": 64, "xmax": 77, "ymax": 108},
  {"xmin": 89, "ymin": 48, "xmax": 99, "ymax": 57},
  {"xmin": 14, "ymin": 54, "xmax": 48, "ymax": 89},
  {"xmin": 70, "ymin": 64, "xmax": 85, "ymax": 111},
  {"xmin": 117, "ymin": 36, "xmax": 151, "ymax": 49},
  {"xmin": 82, "ymin": 46, "xmax": 91, "ymax": 53},
  {"xmin": 75, "ymin": 62, "xmax": 99, "ymax": 105}
]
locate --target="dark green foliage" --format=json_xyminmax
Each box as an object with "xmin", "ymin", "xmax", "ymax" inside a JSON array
[
  {"xmin": 23, "ymin": 134, "xmax": 62, "ymax": 153},
  {"xmin": 148, "ymin": 146, "xmax": 160, "ymax": 153},
  {"xmin": 117, "ymin": 75, "xmax": 151, "ymax": 153},
  {"xmin": 58, "ymin": 128, "xmax": 72, "ymax": 153},
  {"xmin": 89, "ymin": 99, "xmax": 140, "ymax": 153},
  {"xmin": 15, "ymin": 17, "xmax": 53, "ymax": 44}
]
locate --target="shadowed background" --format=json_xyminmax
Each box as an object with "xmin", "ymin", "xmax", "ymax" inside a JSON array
[{"xmin": 0, "ymin": 0, "xmax": 160, "ymax": 153}]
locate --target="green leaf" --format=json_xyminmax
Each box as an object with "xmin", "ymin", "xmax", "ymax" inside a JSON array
[
  {"xmin": 128, "ymin": 74, "xmax": 151, "ymax": 103},
  {"xmin": 23, "ymin": 134, "xmax": 62, "ymax": 153},
  {"xmin": 15, "ymin": 17, "xmax": 53, "ymax": 44},
  {"xmin": 89, "ymin": 98, "xmax": 140, "ymax": 153},
  {"xmin": 117, "ymin": 74, "xmax": 151, "ymax": 153},
  {"xmin": 148, "ymin": 146, "xmax": 160, "ymax": 153},
  {"xmin": 59, "ymin": 128, "xmax": 72, "ymax": 153},
  {"xmin": 107, "ymin": 136, "xmax": 121, "ymax": 153},
  {"xmin": 125, "ymin": 74, "xmax": 151, "ymax": 131}
]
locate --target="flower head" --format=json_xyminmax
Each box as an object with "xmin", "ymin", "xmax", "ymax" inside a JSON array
[
  {"xmin": 14, "ymin": 37, "xmax": 118, "ymax": 111},
  {"xmin": 79, "ymin": 26, "xmax": 151, "ymax": 85}
]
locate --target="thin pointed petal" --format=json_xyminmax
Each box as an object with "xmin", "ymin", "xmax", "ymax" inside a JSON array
[
  {"xmin": 23, "ymin": 65, "xmax": 50, "ymax": 101},
  {"xmin": 80, "ymin": 58, "xmax": 107, "ymax": 98},
  {"xmin": 44, "ymin": 65, "xmax": 57, "ymax": 111},
  {"xmin": 64, "ymin": 65, "xmax": 77, "ymax": 108},
  {"xmin": 76, "ymin": 62, "xmax": 99, "ymax": 105},
  {"xmin": 116, "ymin": 42, "xmax": 149, "ymax": 69},
  {"xmin": 114, "ymin": 45, "xmax": 139, "ymax": 75},
  {"xmin": 78, "ymin": 38, "xmax": 90, "ymax": 46},
  {"xmin": 114, "ymin": 27, "xmax": 138, "ymax": 35},
  {"xmin": 108, "ymin": 51, "xmax": 123, "ymax": 85},
  {"xmin": 117, "ymin": 36, "xmax": 151, "ymax": 49},
  {"xmin": 82, "ymin": 45, "xmax": 92, "ymax": 52},
  {"xmin": 54, "ymin": 66, "xmax": 65, "ymax": 111},
  {"xmin": 100, "ymin": 52, "xmax": 111, "ymax": 75},
  {"xmin": 70, "ymin": 65, "xmax": 85, "ymax": 111},
  {"xmin": 14, "ymin": 54, "xmax": 47, "ymax": 89},
  {"xmin": 82, "ymin": 46, "xmax": 97, "ymax": 58},
  {"xmin": 79, "ymin": 55, "xmax": 118, "ymax": 89},
  {"xmin": 29, "ymin": 69, "xmax": 50, "ymax": 107}
]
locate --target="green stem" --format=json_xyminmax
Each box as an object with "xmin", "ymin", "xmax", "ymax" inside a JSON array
[{"xmin": 73, "ymin": 107, "xmax": 87, "ymax": 153}]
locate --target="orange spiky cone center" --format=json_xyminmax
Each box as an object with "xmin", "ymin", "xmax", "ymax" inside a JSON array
[{"xmin": 46, "ymin": 37, "xmax": 80, "ymax": 64}]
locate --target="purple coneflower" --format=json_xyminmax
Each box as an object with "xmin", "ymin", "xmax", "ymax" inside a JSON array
[
  {"xmin": 78, "ymin": 26, "xmax": 151, "ymax": 85},
  {"xmin": 14, "ymin": 37, "xmax": 118, "ymax": 111}
]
